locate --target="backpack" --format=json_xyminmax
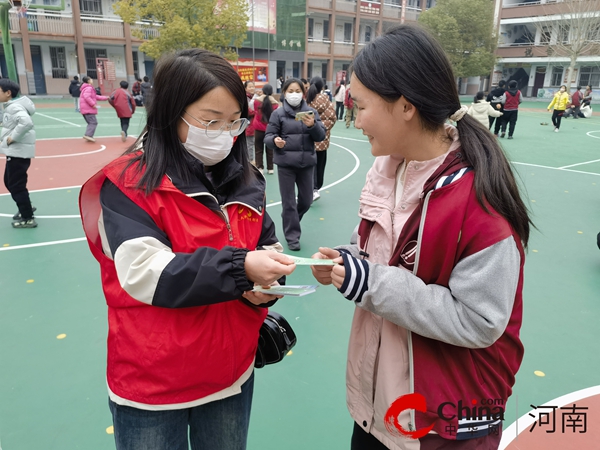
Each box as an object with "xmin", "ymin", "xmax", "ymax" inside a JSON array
[{"xmin": 95, "ymin": 87, "xmax": 102, "ymax": 96}]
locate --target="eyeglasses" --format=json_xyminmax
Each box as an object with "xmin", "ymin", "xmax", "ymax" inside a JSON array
[{"xmin": 183, "ymin": 111, "xmax": 249, "ymax": 137}]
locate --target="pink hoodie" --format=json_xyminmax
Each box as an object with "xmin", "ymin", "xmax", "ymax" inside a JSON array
[{"xmin": 79, "ymin": 82, "xmax": 108, "ymax": 115}]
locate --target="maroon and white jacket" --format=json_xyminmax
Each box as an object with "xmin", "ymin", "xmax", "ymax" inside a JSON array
[{"xmin": 337, "ymin": 126, "xmax": 524, "ymax": 449}]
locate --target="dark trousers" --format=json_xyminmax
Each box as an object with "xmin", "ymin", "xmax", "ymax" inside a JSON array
[
  {"xmin": 4, "ymin": 156, "xmax": 34, "ymax": 220},
  {"xmin": 501, "ymin": 110, "xmax": 518, "ymax": 137},
  {"xmin": 83, "ymin": 114, "xmax": 98, "ymax": 137},
  {"xmin": 552, "ymin": 109, "xmax": 564, "ymax": 129},
  {"xmin": 254, "ymin": 130, "xmax": 273, "ymax": 171},
  {"xmin": 314, "ymin": 150, "xmax": 327, "ymax": 190},
  {"xmin": 488, "ymin": 104, "xmax": 502, "ymax": 132},
  {"xmin": 277, "ymin": 165, "xmax": 313, "ymax": 245},
  {"xmin": 120, "ymin": 117, "xmax": 130, "ymax": 136},
  {"xmin": 336, "ymin": 101, "xmax": 345, "ymax": 119},
  {"xmin": 351, "ymin": 422, "xmax": 502, "ymax": 450}
]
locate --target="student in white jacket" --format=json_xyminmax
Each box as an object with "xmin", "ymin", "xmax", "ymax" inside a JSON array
[
  {"xmin": 0, "ymin": 79, "xmax": 37, "ymax": 228},
  {"xmin": 467, "ymin": 91, "xmax": 502, "ymax": 128}
]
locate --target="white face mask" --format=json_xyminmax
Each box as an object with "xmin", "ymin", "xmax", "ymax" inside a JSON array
[
  {"xmin": 181, "ymin": 117, "xmax": 233, "ymax": 166},
  {"xmin": 286, "ymin": 92, "xmax": 303, "ymax": 107}
]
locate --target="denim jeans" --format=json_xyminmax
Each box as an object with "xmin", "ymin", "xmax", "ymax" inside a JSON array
[{"xmin": 109, "ymin": 372, "xmax": 254, "ymax": 450}]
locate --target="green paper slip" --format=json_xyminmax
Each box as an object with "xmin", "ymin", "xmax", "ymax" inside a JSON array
[
  {"xmin": 252, "ymin": 285, "xmax": 319, "ymax": 297},
  {"xmin": 283, "ymin": 255, "xmax": 337, "ymax": 265}
]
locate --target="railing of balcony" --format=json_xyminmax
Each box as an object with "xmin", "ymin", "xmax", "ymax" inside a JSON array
[
  {"xmin": 308, "ymin": 40, "xmax": 332, "ymax": 54},
  {"xmin": 81, "ymin": 14, "xmax": 125, "ymax": 38},
  {"xmin": 334, "ymin": 41, "xmax": 355, "ymax": 56},
  {"xmin": 336, "ymin": 0, "xmax": 357, "ymax": 14},
  {"xmin": 131, "ymin": 23, "xmax": 161, "ymax": 39},
  {"xmin": 382, "ymin": 3, "xmax": 402, "ymax": 18},
  {"xmin": 25, "ymin": 11, "xmax": 74, "ymax": 35},
  {"xmin": 8, "ymin": 11, "xmax": 20, "ymax": 31},
  {"xmin": 308, "ymin": 0, "xmax": 333, "ymax": 9},
  {"xmin": 405, "ymin": 6, "xmax": 420, "ymax": 21},
  {"xmin": 503, "ymin": 0, "xmax": 557, "ymax": 8}
]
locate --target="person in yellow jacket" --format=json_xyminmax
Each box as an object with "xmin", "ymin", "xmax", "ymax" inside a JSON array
[{"xmin": 547, "ymin": 85, "xmax": 570, "ymax": 133}]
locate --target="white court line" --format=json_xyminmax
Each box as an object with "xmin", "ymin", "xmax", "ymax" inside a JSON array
[
  {"xmin": 0, "ymin": 141, "xmax": 361, "ymax": 251},
  {"xmin": 512, "ymin": 161, "xmax": 600, "ymax": 177},
  {"xmin": 265, "ymin": 140, "xmax": 361, "ymax": 208},
  {"xmin": 0, "ymin": 237, "xmax": 87, "ymax": 252},
  {"xmin": 37, "ymin": 145, "xmax": 107, "ymax": 159},
  {"xmin": 558, "ymin": 157, "xmax": 600, "ymax": 169},
  {"xmin": 499, "ymin": 385, "xmax": 600, "ymax": 449},
  {"xmin": 586, "ymin": 130, "xmax": 600, "ymax": 139},
  {"xmin": 36, "ymin": 112, "xmax": 81, "ymax": 127}
]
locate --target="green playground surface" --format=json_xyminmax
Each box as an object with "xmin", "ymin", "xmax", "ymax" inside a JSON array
[{"xmin": 0, "ymin": 100, "xmax": 599, "ymax": 449}]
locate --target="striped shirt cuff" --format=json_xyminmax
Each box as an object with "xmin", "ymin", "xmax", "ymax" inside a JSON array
[{"xmin": 338, "ymin": 252, "xmax": 370, "ymax": 303}]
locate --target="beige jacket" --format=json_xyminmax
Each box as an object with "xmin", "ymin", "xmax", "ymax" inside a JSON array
[{"xmin": 467, "ymin": 100, "xmax": 502, "ymax": 128}]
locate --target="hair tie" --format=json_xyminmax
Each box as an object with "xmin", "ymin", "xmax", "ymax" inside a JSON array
[{"xmin": 450, "ymin": 105, "xmax": 469, "ymax": 122}]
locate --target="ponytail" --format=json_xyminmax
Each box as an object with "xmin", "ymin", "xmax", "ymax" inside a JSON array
[
  {"xmin": 455, "ymin": 113, "xmax": 531, "ymax": 245},
  {"xmin": 306, "ymin": 76, "xmax": 325, "ymax": 105},
  {"xmin": 260, "ymin": 84, "xmax": 274, "ymax": 123}
]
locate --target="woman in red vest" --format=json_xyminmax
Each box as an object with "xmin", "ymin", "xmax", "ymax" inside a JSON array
[{"xmin": 79, "ymin": 49, "xmax": 295, "ymax": 450}]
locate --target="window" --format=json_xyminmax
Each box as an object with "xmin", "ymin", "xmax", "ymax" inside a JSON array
[
  {"xmin": 344, "ymin": 23, "xmax": 352, "ymax": 43},
  {"xmin": 540, "ymin": 26, "xmax": 551, "ymax": 44},
  {"xmin": 588, "ymin": 24, "xmax": 600, "ymax": 42},
  {"xmin": 323, "ymin": 20, "xmax": 330, "ymax": 40},
  {"xmin": 426, "ymin": 0, "xmax": 436, "ymax": 8},
  {"xmin": 80, "ymin": 0, "xmax": 102, "ymax": 14},
  {"xmin": 308, "ymin": 62, "xmax": 313, "ymax": 79},
  {"xmin": 308, "ymin": 18, "xmax": 314, "ymax": 39},
  {"xmin": 551, "ymin": 66, "xmax": 563, "ymax": 86},
  {"xmin": 49, "ymin": 46, "xmax": 67, "ymax": 79},
  {"xmin": 558, "ymin": 25, "xmax": 569, "ymax": 44},
  {"xmin": 84, "ymin": 48, "xmax": 107, "ymax": 79},
  {"xmin": 41, "ymin": 0, "xmax": 62, "ymax": 5},
  {"xmin": 365, "ymin": 25, "xmax": 372, "ymax": 42},
  {"xmin": 579, "ymin": 66, "xmax": 600, "ymax": 88},
  {"xmin": 132, "ymin": 51, "xmax": 139, "ymax": 78}
]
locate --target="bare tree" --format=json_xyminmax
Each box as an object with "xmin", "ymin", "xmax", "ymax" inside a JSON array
[{"xmin": 532, "ymin": 0, "xmax": 600, "ymax": 90}]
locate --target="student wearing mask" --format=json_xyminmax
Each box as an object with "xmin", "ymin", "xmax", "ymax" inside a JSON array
[{"xmin": 264, "ymin": 78, "xmax": 326, "ymax": 251}]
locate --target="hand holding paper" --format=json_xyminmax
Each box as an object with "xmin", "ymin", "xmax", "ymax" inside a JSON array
[{"xmin": 310, "ymin": 247, "xmax": 342, "ymax": 285}]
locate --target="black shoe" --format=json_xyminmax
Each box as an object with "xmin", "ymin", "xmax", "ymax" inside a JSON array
[
  {"xmin": 500, "ymin": 132, "xmax": 506, "ymax": 138},
  {"xmin": 507, "ymin": 136, "xmax": 513, "ymax": 139},
  {"xmin": 288, "ymin": 242, "xmax": 301, "ymax": 251},
  {"xmin": 12, "ymin": 218, "xmax": 38, "ymax": 228},
  {"xmin": 13, "ymin": 206, "xmax": 36, "ymax": 220}
]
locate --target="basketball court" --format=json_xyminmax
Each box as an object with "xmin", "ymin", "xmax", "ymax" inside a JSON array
[{"xmin": 0, "ymin": 100, "xmax": 599, "ymax": 449}]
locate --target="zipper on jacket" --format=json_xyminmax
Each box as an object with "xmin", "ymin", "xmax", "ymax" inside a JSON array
[
  {"xmin": 407, "ymin": 190, "xmax": 433, "ymax": 431},
  {"xmin": 220, "ymin": 206, "xmax": 234, "ymax": 242}
]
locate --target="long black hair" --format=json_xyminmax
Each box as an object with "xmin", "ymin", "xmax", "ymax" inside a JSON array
[
  {"xmin": 334, "ymin": 80, "xmax": 345, "ymax": 96},
  {"xmin": 306, "ymin": 76, "xmax": 324, "ymax": 105},
  {"xmin": 260, "ymin": 83, "xmax": 274, "ymax": 124},
  {"xmin": 352, "ymin": 24, "xmax": 532, "ymax": 246},
  {"xmin": 123, "ymin": 48, "xmax": 251, "ymax": 194}
]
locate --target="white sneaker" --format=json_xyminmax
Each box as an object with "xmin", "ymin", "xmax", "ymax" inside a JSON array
[
  {"xmin": 83, "ymin": 135, "xmax": 95, "ymax": 142},
  {"xmin": 268, "ymin": 169, "xmax": 274, "ymax": 174},
  {"xmin": 313, "ymin": 190, "xmax": 321, "ymax": 201},
  {"xmin": 121, "ymin": 131, "xmax": 126, "ymax": 142},
  {"xmin": 554, "ymin": 128, "xmax": 559, "ymax": 133}
]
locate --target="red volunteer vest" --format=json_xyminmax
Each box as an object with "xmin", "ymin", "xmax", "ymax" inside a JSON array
[{"xmin": 80, "ymin": 156, "xmax": 267, "ymax": 405}]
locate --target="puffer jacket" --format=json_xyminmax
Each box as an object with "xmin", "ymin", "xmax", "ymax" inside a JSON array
[
  {"xmin": 467, "ymin": 100, "xmax": 502, "ymax": 127},
  {"xmin": 548, "ymin": 91, "xmax": 570, "ymax": 111},
  {"xmin": 79, "ymin": 82, "xmax": 108, "ymax": 115},
  {"xmin": 309, "ymin": 92, "xmax": 337, "ymax": 151},
  {"xmin": 0, "ymin": 96, "xmax": 36, "ymax": 158},
  {"xmin": 264, "ymin": 99, "xmax": 326, "ymax": 169}
]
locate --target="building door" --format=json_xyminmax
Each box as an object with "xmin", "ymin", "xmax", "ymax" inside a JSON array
[
  {"xmin": 30, "ymin": 45, "xmax": 47, "ymax": 95},
  {"xmin": 144, "ymin": 60, "xmax": 155, "ymax": 80},
  {"xmin": 532, "ymin": 70, "xmax": 545, "ymax": 98}
]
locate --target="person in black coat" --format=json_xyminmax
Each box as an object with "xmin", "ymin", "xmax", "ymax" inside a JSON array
[
  {"xmin": 265, "ymin": 78, "xmax": 326, "ymax": 251},
  {"xmin": 69, "ymin": 75, "xmax": 82, "ymax": 112},
  {"xmin": 486, "ymin": 80, "xmax": 506, "ymax": 134}
]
